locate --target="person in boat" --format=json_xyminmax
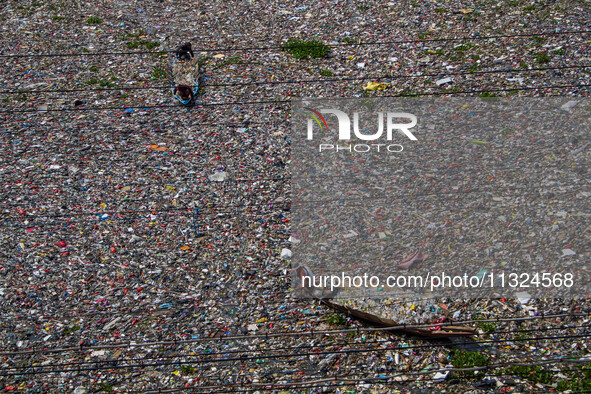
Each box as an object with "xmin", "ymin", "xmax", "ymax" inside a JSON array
[
  {"xmin": 174, "ymin": 84, "xmax": 194, "ymax": 103},
  {"xmin": 176, "ymin": 42, "xmax": 194, "ymax": 61}
]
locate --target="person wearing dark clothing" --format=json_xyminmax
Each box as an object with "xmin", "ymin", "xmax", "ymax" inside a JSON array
[
  {"xmin": 176, "ymin": 42, "xmax": 194, "ymax": 61},
  {"xmin": 174, "ymin": 84, "xmax": 194, "ymax": 102}
]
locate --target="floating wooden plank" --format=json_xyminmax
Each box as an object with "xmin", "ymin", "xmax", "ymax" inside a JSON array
[{"xmin": 322, "ymin": 300, "xmax": 476, "ymax": 338}]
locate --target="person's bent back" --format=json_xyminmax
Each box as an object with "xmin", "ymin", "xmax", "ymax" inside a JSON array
[{"xmin": 176, "ymin": 42, "xmax": 194, "ymax": 61}]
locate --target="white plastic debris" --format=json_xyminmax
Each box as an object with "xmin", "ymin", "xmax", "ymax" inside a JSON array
[
  {"xmin": 562, "ymin": 249, "xmax": 576, "ymax": 256},
  {"xmin": 288, "ymin": 235, "xmax": 301, "ymax": 244},
  {"xmin": 342, "ymin": 230, "xmax": 358, "ymax": 238},
  {"xmin": 436, "ymin": 77, "xmax": 452, "ymax": 86},
  {"xmin": 280, "ymin": 248, "xmax": 292, "ymax": 259},
  {"xmin": 516, "ymin": 291, "xmax": 532, "ymax": 305},
  {"xmin": 507, "ymin": 77, "xmax": 524, "ymax": 85},
  {"xmin": 209, "ymin": 171, "xmax": 228, "ymax": 182},
  {"xmin": 434, "ymin": 371, "xmax": 449, "ymax": 382}
]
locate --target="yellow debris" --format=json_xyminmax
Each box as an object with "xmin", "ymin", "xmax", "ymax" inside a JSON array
[
  {"xmin": 148, "ymin": 144, "xmax": 168, "ymax": 152},
  {"xmin": 363, "ymin": 81, "xmax": 390, "ymax": 91}
]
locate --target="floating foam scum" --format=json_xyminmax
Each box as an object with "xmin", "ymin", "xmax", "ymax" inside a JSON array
[{"xmin": 291, "ymin": 97, "xmax": 591, "ymax": 300}]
